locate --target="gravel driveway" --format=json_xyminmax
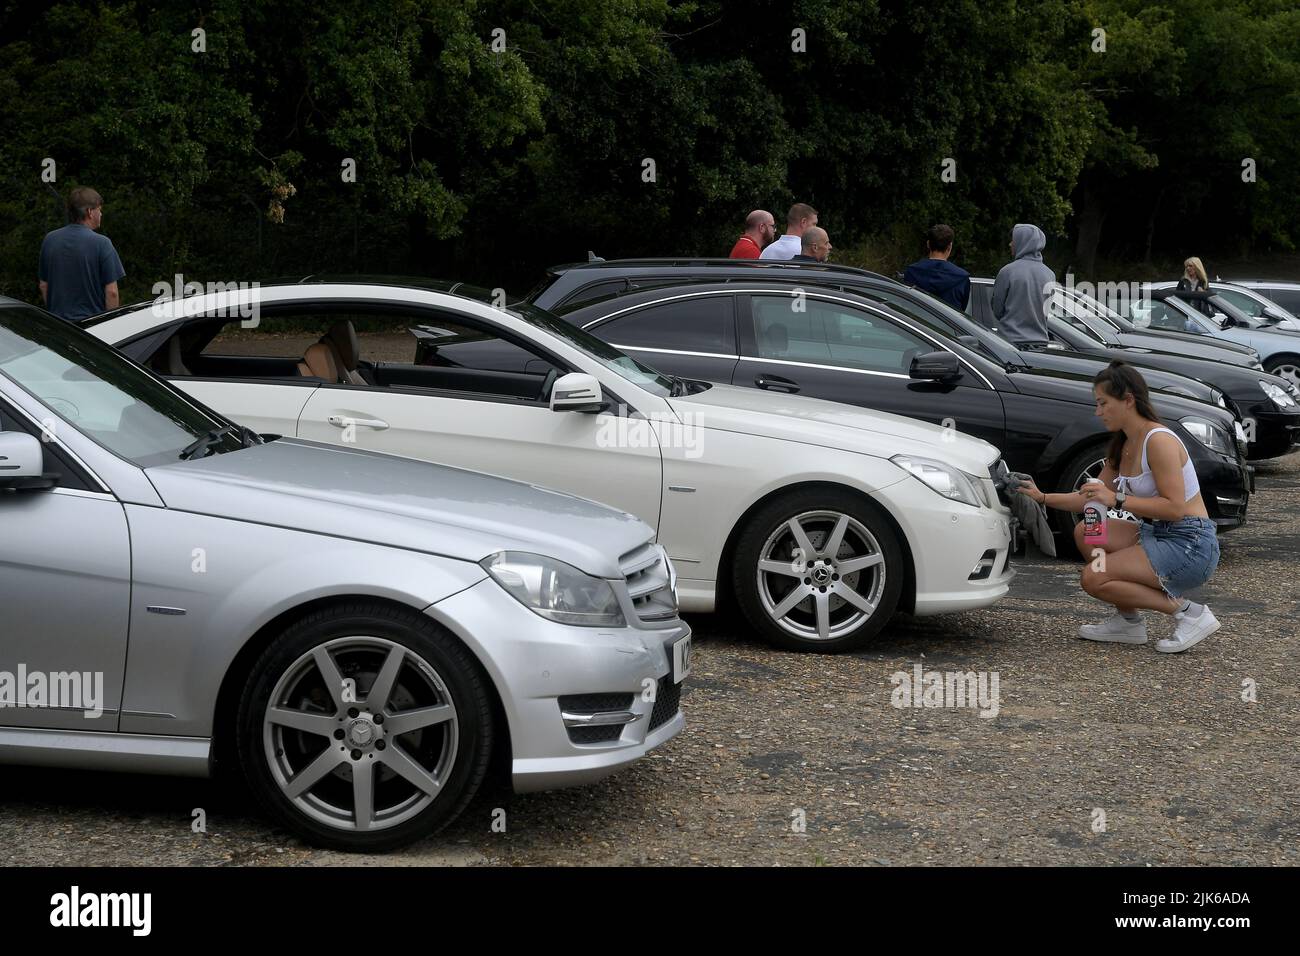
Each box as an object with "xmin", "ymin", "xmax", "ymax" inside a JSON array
[{"xmin": 3, "ymin": 396, "xmax": 1295, "ymax": 867}]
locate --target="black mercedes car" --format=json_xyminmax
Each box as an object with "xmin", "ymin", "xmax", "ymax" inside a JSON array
[
  {"xmin": 547, "ymin": 280, "xmax": 1252, "ymax": 545},
  {"xmin": 965, "ymin": 278, "xmax": 1300, "ymax": 460}
]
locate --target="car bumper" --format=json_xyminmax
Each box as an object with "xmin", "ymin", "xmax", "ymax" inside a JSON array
[
  {"xmin": 879, "ymin": 475, "xmax": 1015, "ymax": 616},
  {"xmin": 1196, "ymin": 450, "xmax": 1251, "ymax": 530},
  {"xmin": 423, "ymin": 578, "xmax": 688, "ymax": 794},
  {"xmin": 1240, "ymin": 406, "xmax": 1300, "ymax": 460}
]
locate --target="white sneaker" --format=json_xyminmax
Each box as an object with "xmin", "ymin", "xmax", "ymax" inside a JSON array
[
  {"xmin": 1157, "ymin": 605, "xmax": 1220, "ymax": 653},
  {"xmin": 1078, "ymin": 613, "xmax": 1148, "ymax": 644}
]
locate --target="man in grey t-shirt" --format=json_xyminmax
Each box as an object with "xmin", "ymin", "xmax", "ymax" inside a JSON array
[{"xmin": 38, "ymin": 186, "xmax": 125, "ymax": 322}]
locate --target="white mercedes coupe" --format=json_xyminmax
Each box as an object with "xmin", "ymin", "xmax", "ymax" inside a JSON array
[{"xmin": 87, "ymin": 280, "xmax": 1015, "ymax": 652}]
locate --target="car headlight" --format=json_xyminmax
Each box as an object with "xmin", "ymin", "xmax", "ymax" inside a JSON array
[
  {"xmin": 1179, "ymin": 416, "xmax": 1233, "ymax": 454},
  {"xmin": 890, "ymin": 454, "xmax": 985, "ymax": 507},
  {"xmin": 1261, "ymin": 381, "xmax": 1297, "ymax": 408},
  {"xmin": 481, "ymin": 552, "xmax": 626, "ymax": 627}
]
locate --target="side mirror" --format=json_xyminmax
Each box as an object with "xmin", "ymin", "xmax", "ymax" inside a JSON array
[
  {"xmin": 549, "ymin": 372, "xmax": 607, "ymax": 413},
  {"xmin": 0, "ymin": 432, "xmax": 56, "ymax": 492},
  {"xmin": 909, "ymin": 351, "xmax": 961, "ymax": 382},
  {"xmin": 957, "ymin": 335, "xmax": 982, "ymax": 349}
]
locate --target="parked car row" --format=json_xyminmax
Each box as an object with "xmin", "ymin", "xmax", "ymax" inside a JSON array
[
  {"xmin": 964, "ymin": 278, "xmax": 1300, "ymax": 460},
  {"xmin": 530, "ymin": 259, "xmax": 1258, "ymax": 543},
  {"xmin": 3, "ymin": 257, "xmax": 1294, "ymax": 851}
]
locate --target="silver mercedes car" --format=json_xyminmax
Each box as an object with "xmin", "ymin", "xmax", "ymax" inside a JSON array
[{"xmin": 0, "ymin": 298, "xmax": 689, "ymax": 852}]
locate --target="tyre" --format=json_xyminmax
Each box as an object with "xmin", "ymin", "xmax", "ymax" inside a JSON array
[
  {"xmin": 1264, "ymin": 354, "xmax": 1300, "ymax": 391},
  {"xmin": 236, "ymin": 601, "xmax": 493, "ymax": 852},
  {"xmin": 732, "ymin": 488, "xmax": 903, "ymax": 652}
]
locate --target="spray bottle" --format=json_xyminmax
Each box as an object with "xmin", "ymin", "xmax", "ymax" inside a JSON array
[{"xmin": 1081, "ymin": 479, "xmax": 1109, "ymax": 549}]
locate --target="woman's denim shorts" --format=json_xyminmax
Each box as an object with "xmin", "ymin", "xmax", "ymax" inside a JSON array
[{"xmin": 1138, "ymin": 516, "xmax": 1220, "ymax": 598}]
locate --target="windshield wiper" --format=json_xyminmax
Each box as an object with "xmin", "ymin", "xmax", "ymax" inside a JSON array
[
  {"xmin": 179, "ymin": 427, "xmax": 235, "ymax": 460},
  {"xmin": 179, "ymin": 425, "xmax": 260, "ymax": 460}
]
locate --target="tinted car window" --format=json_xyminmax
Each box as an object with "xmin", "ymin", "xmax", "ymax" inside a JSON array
[
  {"xmin": 1267, "ymin": 289, "xmax": 1300, "ymax": 314},
  {"xmin": 600, "ymin": 296, "xmax": 734, "ymax": 355},
  {"xmin": 753, "ymin": 296, "xmax": 928, "ymax": 374}
]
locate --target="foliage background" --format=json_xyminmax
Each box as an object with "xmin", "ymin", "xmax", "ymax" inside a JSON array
[{"xmin": 2, "ymin": 0, "xmax": 1298, "ymax": 303}]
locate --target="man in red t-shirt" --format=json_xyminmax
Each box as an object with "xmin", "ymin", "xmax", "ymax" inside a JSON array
[{"xmin": 728, "ymin": 209, "xmax": 775, "ymax": 258}]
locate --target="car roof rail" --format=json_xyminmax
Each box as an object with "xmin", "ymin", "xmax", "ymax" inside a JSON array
[{"xmin": 544, "ymin": 257, "xmax": 893, "ymax": 281}]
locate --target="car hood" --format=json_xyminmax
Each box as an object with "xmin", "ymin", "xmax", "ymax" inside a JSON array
[
  {"xmin": 1125, "ymin": 327, "xmax": 1257, "ymax": 357},
  {"xmin": 1019, "ymin": 349, "xmax": 1218, "ymax": 403},
  {"xmin": 1007, "ymin": 365, "xmax": 1236, "ymax": 425},
  {"xmin": 1091, "ymin": 347, "xmax": 1260, "ymax": 398},
  {"xmin": 666, "ymin": 383, "xmax": 1002, "ymax": 476},
  {"xmin": 1116, "ymin": 332, "xmax": 1257, "ymax": 367},
  {"xmin": 145, "ymin": 439, "xmax": 652, "ymax": 578}
]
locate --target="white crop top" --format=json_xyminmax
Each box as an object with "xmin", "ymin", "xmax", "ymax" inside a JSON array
[{"xmin": 1115, "ymin": 426, "xmax": 1200, "ymax": 501}]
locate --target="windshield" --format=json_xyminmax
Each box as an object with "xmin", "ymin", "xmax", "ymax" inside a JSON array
[
  {"xmin": 1061, "ymin": 288, "xmax": 1128, "ymax": 327},
  {"xmin": 1216, "ymin": 286, "xmax": 1300, "ymax": 324},
  {"xmin": 0, "ymin": 303, "xmax": 240, "ymax": 467},
  {"xmin": 507, "ymin": 302, "xmax": 675, "ymax": 396},
  {"xmin": 1054, "ymin": 290, "xmax": 1123, "ymax": 341}
]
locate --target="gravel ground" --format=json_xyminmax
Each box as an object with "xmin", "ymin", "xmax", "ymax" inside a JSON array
[{"xmin": 3, "ymin": 341, "xmax": 1296, "ymax": 866}]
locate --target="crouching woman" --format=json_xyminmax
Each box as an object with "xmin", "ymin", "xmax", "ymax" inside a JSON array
[{"xmin": 1014, "ymin": 361, "xmax": 1222, "ymax": 653}]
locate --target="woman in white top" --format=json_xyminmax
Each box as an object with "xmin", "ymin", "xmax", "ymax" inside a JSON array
[{"xmin": 1015, "ymin": 361, "xmax": 1221, "ymax": 653}]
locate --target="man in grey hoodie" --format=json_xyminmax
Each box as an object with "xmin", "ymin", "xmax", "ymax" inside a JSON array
[{"xmin": 991, "ymin": 224, "xmax": 1055, "ymax": 347}]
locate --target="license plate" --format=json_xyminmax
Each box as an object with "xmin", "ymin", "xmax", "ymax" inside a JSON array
[{"xmin": 671, "ymin": 635, "xmax": 692, "ymax": 683}]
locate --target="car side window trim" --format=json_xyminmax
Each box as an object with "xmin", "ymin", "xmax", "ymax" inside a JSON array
[
  {"xmin": 735, "ymin": 354, "xmax": 911, "ymax": 380},
  {"xmin": 614, "ymin": 345, "xmax": 741, "ymax": 360}
]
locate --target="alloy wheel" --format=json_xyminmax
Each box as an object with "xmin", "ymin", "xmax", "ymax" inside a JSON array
[
  {"xmin": 756, "ymin": 510, "xmax": 886, "ymax": 642},
  {"xmin": 262, "ymin": 637, "xmax": 459, "ymax": 833}
]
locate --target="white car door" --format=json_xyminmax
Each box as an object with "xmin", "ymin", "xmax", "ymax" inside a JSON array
[{"xmin": 294, "ymin": 319, "xmax": 665, "ymax": 531}]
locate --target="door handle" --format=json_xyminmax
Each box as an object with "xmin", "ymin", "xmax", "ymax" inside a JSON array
[
  {"xmin": 327, "ymin": 414, "xmax": 389, "ymax": 431},
  {"xmin": 755, "ymin": 375, "xmax": 800, "ymax": 393}
]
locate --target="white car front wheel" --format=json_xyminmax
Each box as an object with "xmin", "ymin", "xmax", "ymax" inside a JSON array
[{"xmin": 733, "ymin": 489, "xmax": 903, "ymax": 652}]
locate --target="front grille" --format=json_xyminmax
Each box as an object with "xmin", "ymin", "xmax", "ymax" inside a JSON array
[
  {"xmin": 559, "ymin": 693, "xmax": 634, "ymax": 713},
  {"xmin": 569, "ymin": 724, "xmax": 625, "ymax": 744},
  {"xmin": 648, "ymin": 677, "xmax": 682, "ymax": 731},
  {"xmin": 619, "ymin": 541, "xmax": 678, "ymax": 623}
]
